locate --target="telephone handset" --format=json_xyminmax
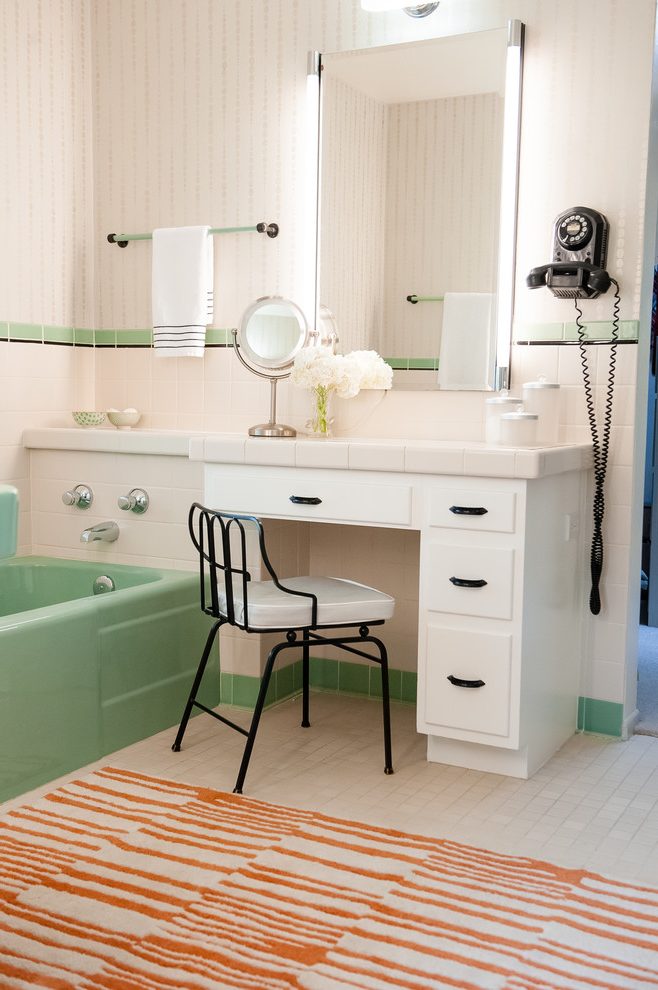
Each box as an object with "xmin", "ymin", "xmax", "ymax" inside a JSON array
[
  {"xmin": 527, "ymin": 208, "xmax": 610, "ymax": 299},
  {"xmin": 527, "ymin": 207, "xmax": 620, "ymax": 616}
]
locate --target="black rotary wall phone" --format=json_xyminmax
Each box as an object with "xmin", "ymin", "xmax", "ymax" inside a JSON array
[
  {"xmin": 527, "ymin": 208, "xmax": 611, "ymax": 298},
  {"xmin": 527, "ymin": 207, "xmax": 620, "ymax": 616}
]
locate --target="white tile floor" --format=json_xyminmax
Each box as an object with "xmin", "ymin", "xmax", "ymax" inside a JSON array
[{"xmin": 5, "ymin": 692, "xmax": 658, "ymax": 888}]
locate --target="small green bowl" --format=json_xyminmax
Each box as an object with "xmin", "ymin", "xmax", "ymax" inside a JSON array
[{"xmin": 72, "ymin": 411, "xmax": 106, "ymax": 428}]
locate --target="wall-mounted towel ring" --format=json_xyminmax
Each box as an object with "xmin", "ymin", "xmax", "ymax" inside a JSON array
[{"xmin": 107, "ymin": 221, "xmax": 279, "ymax": 248}]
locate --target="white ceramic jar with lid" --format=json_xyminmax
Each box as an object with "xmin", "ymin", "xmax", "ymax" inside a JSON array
[
  {"xmin": 522, "ymin": 376, "xmax": 560, "ymax": 443},
  {"xmin": 484, "ymin": 392, "xmax": 522, "ymax": 444},
  {"xmin": 499, "ymin": 405, "xmax": 539, "ymax": 446}
]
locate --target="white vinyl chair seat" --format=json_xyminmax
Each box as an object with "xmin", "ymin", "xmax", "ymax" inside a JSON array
[{"xmin": 219, "ymin": 575, "xmax": 395, "ymax": 630}]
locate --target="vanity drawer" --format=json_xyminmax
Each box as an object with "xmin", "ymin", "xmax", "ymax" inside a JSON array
[
  {"xmin": 426, "ymin": 544, "xmax": 514, "ymax": 619},
  {"xmin": 206, "ymin": 469, "xmax": 412, "ymax": 527},
  {"xmin": 429, "ymin": 489, "xmax": 517, "ymax": 533},
  {"xmin": 425, "ymin": 626, "xmax": 512, "ymax": 738}
]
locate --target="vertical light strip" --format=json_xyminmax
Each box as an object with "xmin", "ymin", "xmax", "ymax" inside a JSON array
[
  {"xmin": 495, "ymin": 20, "xmax": 524, "ymax": 384},
  {"xmin": 307, "ymin": 50, "xmax": 322, "ymax": 340}
]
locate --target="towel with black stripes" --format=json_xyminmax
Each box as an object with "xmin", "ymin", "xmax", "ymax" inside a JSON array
[{"xmin": 152, "ymin": 225, "xmax": 214, "ymax": 357}]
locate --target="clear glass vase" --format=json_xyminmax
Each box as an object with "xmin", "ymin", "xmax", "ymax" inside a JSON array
[{"xmin": 307, "ymin": 385, "xmax": 334, "ymax": 437}]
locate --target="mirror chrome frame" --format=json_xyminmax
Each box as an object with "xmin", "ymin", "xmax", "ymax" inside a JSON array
[{"xmin": 236, "ymin": 295, "xmax": 309, "ymax": 371}]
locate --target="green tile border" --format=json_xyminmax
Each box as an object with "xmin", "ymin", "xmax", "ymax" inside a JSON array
[
  {"xmin": 219, "ymin": 658, "xmax": 416, "ymax": 710},
  {"xmin": 408, "ymin": 358, "xmax": 438, "ymax": 370},
  {"xmin": 75, "ymin": 328, "xmax": 94, "ymax": 346},
  {"xmin": 2, "ymin": 319, "xmax": 638, "ymax": 350},
  {"xmin": 116, "ymin": 328, "xmax": 152, "ymax": 346},
  {"xmin": 577, "ymin": 696, "xmax": 623, "ymax": 737},
  {"xmin": 515, "ymin": 319, "xmax": 640, "ymax": 344},
  {"xmin": 514, "ymin": 321, "xmax": 564, "ymax": 342},
  {"xmin": 0, "ymin": 322, "xmax": 234, "ymax": 349},
  {"xmin": 9, "ymin": 322, "xmax": 42, "ymax": 342},
  {"xmin": 94, "ymin": 329, "xmax": 116, "ymax": 347},
  {"xmin": 206, "ymin": 327, "xmax": 233, "ymax": 346},
  {"xmin": 563, "ymin": 319, "xmax": 639, "ymax": 342},
  {"xmin": 44, "ymin": 325, "xmax": 74, "ymax": 344},
  {"xmin": 384, "ymin": 357, "xmax": 439, "ymax": 371}
]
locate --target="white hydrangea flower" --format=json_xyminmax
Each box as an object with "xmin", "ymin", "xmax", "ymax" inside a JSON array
[
  {"xmin": 291, "ymin": 346, "xmax": 393, "ymax": 397},
  {"xmin": 344, "ymin": 350, "xmax": 394, "ymax": 390}
]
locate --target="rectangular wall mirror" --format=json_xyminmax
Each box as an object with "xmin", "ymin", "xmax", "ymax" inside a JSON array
[{"xmin": 314, "ymin": 21, "xmax": 524, "ymax": 391}]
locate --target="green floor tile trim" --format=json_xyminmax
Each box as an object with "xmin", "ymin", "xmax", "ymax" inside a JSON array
[
  {"xmin": 578, "ymin": 696, "xmax": 623, "ymax": 737},
  {"xmin": 219, "ymin": 658, "xmax": 416, "ymax": 710},
  {"xmin": 401, "ymin": 670, "xmax": 418, "ymax": 704}
]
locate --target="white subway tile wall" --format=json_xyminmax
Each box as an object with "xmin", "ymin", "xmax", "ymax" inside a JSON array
[{"xmin": 511, "ymin": 342, "xmax": 638, "ymax": 705}]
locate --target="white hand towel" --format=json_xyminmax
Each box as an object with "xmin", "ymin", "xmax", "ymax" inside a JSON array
[
  {"xmin": 438, "ymin": 292, "xmax": 495, "ymax": 389},
  {"xmin": 152, "ymin": 226, "xmax": 214, "ymax": 357}
]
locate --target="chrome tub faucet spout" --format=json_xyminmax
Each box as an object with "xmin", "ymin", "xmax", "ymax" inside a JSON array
[{"xmin": 80, "ymin": 521, "xmax": 119, "ymax": 543}]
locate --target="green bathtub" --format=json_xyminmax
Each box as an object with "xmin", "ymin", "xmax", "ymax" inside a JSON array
[{"xmin": 0, "ymin": 556, "xmax": 218, "ymax": 803}]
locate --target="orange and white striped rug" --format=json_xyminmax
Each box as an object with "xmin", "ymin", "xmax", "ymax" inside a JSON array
[{"xmin": 1, "ymin": 767, "xmax": 657, "ymax": 989}]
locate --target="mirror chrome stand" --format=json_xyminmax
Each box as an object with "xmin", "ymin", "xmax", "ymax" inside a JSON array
[{"xmin": 231, "ymin": 329, "xmax": 296, "ymax": 437}]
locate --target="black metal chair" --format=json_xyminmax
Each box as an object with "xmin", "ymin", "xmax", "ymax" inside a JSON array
[{"xmin": 172, "ymin": 502, "xmax": 395, "ymax": 794}]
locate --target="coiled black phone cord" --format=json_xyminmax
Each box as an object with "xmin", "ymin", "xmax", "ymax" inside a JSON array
[{"xmin": 574, "ymin": 278, "xmax": 620, "ymax": 615}]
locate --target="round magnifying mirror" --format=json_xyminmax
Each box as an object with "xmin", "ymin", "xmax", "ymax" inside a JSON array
[
  {"xmin": 232, "ymin": 296, "xmax": 309, "ymax": 438},
  {"xmin": 239, "ymin": 296, "xmax": 308, "ymax": 371}
]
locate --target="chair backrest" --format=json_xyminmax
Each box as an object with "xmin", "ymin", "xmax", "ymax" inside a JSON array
[{"xmin": 188, "ymin": 503, "xmax": 318, "ymax": 631}]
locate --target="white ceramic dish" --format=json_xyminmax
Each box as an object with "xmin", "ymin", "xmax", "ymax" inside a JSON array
[
  {"xmin": 106, "ymin": 408, "xmax": 141, "ymax": 430},
  {"xmin": 72, "ymin": 411, "xmax": 106, "ymax": 428}
]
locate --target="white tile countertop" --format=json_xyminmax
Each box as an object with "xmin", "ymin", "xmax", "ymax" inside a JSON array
[{"xmin": 22, "ymin": 428, "xmax": 593, "ymax": 480}]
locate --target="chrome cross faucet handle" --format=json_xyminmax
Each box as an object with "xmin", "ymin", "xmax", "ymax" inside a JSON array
[
  {"xmin": 62, "ymin": 484, "xmax": 93, "ymax": 509},
  {"xmin": 118, "ymin": 488, "xmax": 149, "ymax": 514}
]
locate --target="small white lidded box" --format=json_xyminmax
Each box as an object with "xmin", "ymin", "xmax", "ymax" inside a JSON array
[
  {"xmin": 499, "ymin": 406, "xmax": 539, "ymax": 446},
  {"xmin": 522, "ymin": 376, "xmax": 560, "ymax": 443},
  {"xmin": 484, "ymin": 394, "xmax": 522, "ymax": 444}
]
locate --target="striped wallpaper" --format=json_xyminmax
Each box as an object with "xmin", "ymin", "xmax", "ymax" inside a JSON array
[
  {"xmin": 319, "ymin": 75, "xmax": 388, "ymax": 353},
  {"xmin": 0, "ymin": 0, "xmax": 94, "ymax": 329},
  {"xmin": 382, "ymin": 93, "xmax": 503, "ymax": 360},
  {"xmin": 319, "ymin": 81, "xmax": 503, "ymax": 359}
]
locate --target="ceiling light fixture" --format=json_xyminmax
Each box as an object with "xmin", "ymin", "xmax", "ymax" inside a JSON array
[{"xmin": 361, "ymin": 1, "xmax": 440, "ymax": 17}]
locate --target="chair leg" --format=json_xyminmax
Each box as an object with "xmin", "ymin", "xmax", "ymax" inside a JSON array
[
  {"xmin": 301, "ymin": 633, "xmax": 310, "ymax": 728},
  {"xmin": 371, "ymin": 636, "xmax": 394, "ymax": 775},
  {"xmin": 172, "ymin": 619, "xmax": 222, "ymax": 752},
  {"xmin": 233, "ymin": 642, "xmax": 283, "ymax": 795}
]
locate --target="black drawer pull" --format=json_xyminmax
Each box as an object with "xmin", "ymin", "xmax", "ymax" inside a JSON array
[
  {"xmin": 447, "ymin": 674, "xmax": 486, "ymax": 689},
  {"xmin": 449, "ymin": 505, "xmax": 488, "ymax": 516},
  {"xmin": 449, "ymin": 576, "xmax": 488, "ymax": 588},
  {"xmin": 289, "ymin": 495, "xmax": 322, "ymax": 506}
]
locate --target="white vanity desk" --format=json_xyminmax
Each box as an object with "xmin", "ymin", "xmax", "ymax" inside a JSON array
[
  {"xmin": 23, "ymin": 427, "xmax": 592, "ymax": 779},
  {"xmin": 193, "ymin": 434, "xmax": 592, "ymax": 779}
]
